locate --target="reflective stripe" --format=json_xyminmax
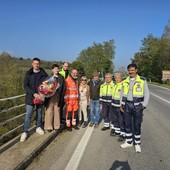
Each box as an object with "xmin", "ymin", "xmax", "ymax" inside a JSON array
[
  {"xmin": 121, "ymin": 101, "xmax": 125, "ymax": 105},
  {"xmin": 135, "ymin": 135, "xmax": 141, "ymax": 138},
  {"xmin": 66, "ymin": 120, "xmax": 71, "ymax": 127},
  {"xmin": 114, "ymin": 127, "xmax": 120, "ymax": 131},
  {"xmin": 135, "ymin": 140, "xmax": 141, "ymax": 144},
  {"xmin": 101, "ymin": 99, "xmax": 112, "ymax": 102},
  {"xmin": 69, "ymin": 94, "xmax": 78, "ymax": 98},
  {"xmin": 65, "ymin": 94, "xmax": 78, "ymax": 99},
  {"xmin": 67, "ymin": 87, "xmax": 77, "ymax": 90},
  {"xmin": 126, "ymin": 133, "xmax": 132, "ymax": 137},
  {"xmin": 126, "ymin": 138, "xmax": 132, "ymax": 142},
  {"xmin": 111, "ymin": 124, "xmax": 114, "ymax": 129},
  {"xmin": 111, "ymin": 103, "xmax": 121, "ymax": 107},
  {"xmin": 72, "ymin": 119, "xmax": 76, "ymax": 126},
  {"xmin": 120, "ymin": 132, "xmax": 125, "ymax": 136},
  {"xmin": 104, "ymin": 123, "xmax": 110, "ymax": 127},
  {"xmin": 134, "ymin": 102, "xmax": 141, "ymax": 106}
]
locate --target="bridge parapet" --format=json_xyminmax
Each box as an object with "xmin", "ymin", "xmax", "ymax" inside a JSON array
[
  {"xmin": 0, "ymin": 94, "xmax": 36, "ymax": 145},
  {"xmin": 0, "ymin": 94, "xmax": 63, "ymax": 169}
]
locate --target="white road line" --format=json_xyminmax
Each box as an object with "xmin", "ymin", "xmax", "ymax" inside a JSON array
[
  {"xmin": 150, "ymin": 92, "xmax": 170, "ymax": 104},
  {"xmin": 65, "ymin": 127, "xmax": 94, "ymax": 170},
  {"xmin": 149, "ymin": 84, "xmax": 170, "ymax": 91}
]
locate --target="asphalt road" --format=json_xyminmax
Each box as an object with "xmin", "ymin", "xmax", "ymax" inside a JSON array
[{"xmin": 27, "ymin": 84, "xmax": 170, "ymax": 170}]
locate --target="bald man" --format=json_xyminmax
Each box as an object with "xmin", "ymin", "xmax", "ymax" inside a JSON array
[{"xmin": 64, "ymin": 69, "xmax": 79, "ymax": 131}]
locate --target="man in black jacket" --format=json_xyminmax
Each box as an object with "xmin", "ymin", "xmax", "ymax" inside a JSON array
[{"xmin": 20, "ymin": 58, "xmax": 48, "ymax": 142}]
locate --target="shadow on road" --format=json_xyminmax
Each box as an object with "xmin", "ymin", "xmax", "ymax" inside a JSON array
[{"xmin": 109, "ymin": 160, "xmax": 131, "ymax": 170}]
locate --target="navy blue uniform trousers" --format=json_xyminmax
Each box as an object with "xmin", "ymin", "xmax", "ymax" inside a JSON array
[
  {"xmin": 124, "ymin": 101, "xmax": 143, "ymax": 145},
  {"xmin": 111, "ymin": 106, "xmax": 125, "ymax": 136},
  {"xmin": 102, "ymin": 102, "xmax": 112, "ymax": 127}
]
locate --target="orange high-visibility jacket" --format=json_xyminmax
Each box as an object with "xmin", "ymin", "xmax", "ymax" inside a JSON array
[{"xmin": 64, "ymin": 77, "xmax": 79, "ymax": 103}]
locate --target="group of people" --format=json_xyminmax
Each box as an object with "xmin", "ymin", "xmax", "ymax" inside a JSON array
[{"xmin": 20, "ymin": 58, "xmax": 150, "ymax": 153}]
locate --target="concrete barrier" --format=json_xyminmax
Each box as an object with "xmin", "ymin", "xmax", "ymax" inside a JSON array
[{"xmin": 0, "ymin": 126, "xmax": 65, "ymax": 170}]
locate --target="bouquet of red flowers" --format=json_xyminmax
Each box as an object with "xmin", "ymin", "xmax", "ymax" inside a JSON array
[{"xmin": 33, "ymin": 75, "xmax": 60, "ymax": 105}]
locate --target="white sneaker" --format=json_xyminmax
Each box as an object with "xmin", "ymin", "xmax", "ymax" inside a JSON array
[
  {"xmin": 36, "ymin": 127, "xmax": 44, "ymax": 135},
  {"xmin": 20, "ymin": 132, "xmax": 27, "ymax": 142},
  {"xmin": 135, "ymin": 145, "xmax": 141, "ymax": 153},
  {"xmin": 120, "ymin": 141, "xmax": 133, "ymax": 148}
]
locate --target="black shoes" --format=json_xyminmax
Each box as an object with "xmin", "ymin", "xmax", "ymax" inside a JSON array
[
  {"xmin": 101, "ymin": 127, "xmax": 110, "ymax": 131},
  {"xmin": 82, "ymin": 121, "xmax": 88, "ymax": 128},
  {"xmin": 110, "ymin": 129, "xmax": 121, "ymax": 136},
  {"xmin": 118, "ymin": 136, "xmax": 125, "ymax": 142},
  {"xmin": 67, "ymin": 127, "xmax": 72, "ymax": 132},
  {"xmin": 73, "ymin": 126, "xmax": 80, "ymax": 130},
  {"xmin": 110, "ymin": 129, "xmax": 115, "ymax": 136},
  {"xmin": 78, "ymin": 121, "xmax": 82, "ymax": 127},
  {"xmin": 60, "ymin": 119, "xmax": 66, "ymax": 126},
  {"xmin": 67, "ymin": 126, "xmax": 79, "ymax": 131}
]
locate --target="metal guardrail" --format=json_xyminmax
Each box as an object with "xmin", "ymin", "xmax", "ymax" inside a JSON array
[
  {"xmin": 0, "ymin": 94, "xmax": 26, "ymax": 102},
  {"xmin": 0, "ymin": 94, "xmax": 26, "ymax": 141},
  {"xmin": 0, "ymin": 104, "xmax": 25, "ymax": 113}
]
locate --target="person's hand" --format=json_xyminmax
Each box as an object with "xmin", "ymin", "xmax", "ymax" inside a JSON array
[
  {"xmin": 34, "ymin": 93, "xmax": 40, "ymax": 99},
  {"xmin": 100, "ymin": 104, "xmax": 103, "ymax": 109},
  {"xmin": 142, "ymin": 105, "xmax": 146, "ymax": 110},
  {"xmin": 87, "ymin": 104, "xmax": 90, "ymax": 110},
  {"xmin": 120, "ymin": 105, "xmax": 124, "ymax": 112}
]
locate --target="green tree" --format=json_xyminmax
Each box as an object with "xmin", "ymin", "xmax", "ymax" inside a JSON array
[
  {"xmin": 132, "ymin": 33, "xmax": 170, "ymax": 82},
  {"xmin": 77, "ymin": 40, "xmax": 115, "ymax": 78}
]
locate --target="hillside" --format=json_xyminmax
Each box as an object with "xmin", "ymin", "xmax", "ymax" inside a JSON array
[{"xmin": 0, "ymin": 52, "xmax": 64, "ymax": 98}]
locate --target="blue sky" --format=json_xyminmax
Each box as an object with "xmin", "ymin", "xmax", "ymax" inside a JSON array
[{"xmin": 0, "ymin": 0, "xmax": 169, "ymax": 70}]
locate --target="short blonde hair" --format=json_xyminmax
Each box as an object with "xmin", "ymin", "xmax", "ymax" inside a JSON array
[{"xmin": 114, "ymin": 72, "xmax": 123, "ymax": 78}]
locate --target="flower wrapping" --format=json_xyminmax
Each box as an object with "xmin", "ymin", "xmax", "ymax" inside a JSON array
[{"xmin": 33, "ymin": 75, "xmax": 60, "ymax": 105}]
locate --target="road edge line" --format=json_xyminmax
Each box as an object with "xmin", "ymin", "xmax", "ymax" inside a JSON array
[
  {"xmin": 150, "ymin": 92, "xmax": 170, "ymax": 104},
  {"xmin": 65, "ymin": 127, "xmax": 94, "ymax": 170}
]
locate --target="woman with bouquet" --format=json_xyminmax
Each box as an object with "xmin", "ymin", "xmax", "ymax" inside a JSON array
[{"xmin": 44, "ymin": 64, "xmax": 65, "ymax": 132}]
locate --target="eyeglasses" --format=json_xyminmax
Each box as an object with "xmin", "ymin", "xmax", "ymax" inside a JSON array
[{"xmin": 81, "ymin": 79, "xmax": 87, "ymax": 81}]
